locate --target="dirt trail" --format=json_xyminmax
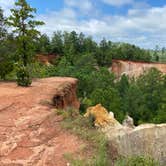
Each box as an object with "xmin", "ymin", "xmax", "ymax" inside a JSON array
[{"xmin": 0, "ymin": 77, "xmax": 81, "ymax": 166}]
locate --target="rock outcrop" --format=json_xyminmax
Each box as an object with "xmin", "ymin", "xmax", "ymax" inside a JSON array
[
  {"xmin": 84, "ymin": 104, "xmax": 121, "ymax": 127},
  {"xmin": 52, "ymin": 81, "xmax": 80, "ymax": 109},
  {"xmin": 86, "ymin": 105, "xmax": 166, "ymax": 165},
  {"xmin": 101, "ymin": 117, "xmax": 166, "ymax": 165},
  {"xmin": 111, "ymin": 59, "xmax": 166, "ymax": 78},
  {"xmin": 0, "ymin": 77, "xmax": 81, "ymax": 166},
  {"xmin": 107, "ymin": 123, "xmax": 166, "ymax": 165},
  {"xmin": 122, "ymin": 115, "xmax": 135, "ymax": 129},
  {"xmin": 36, "ymin": 54, "xmax": 59, "ymax": 65}
]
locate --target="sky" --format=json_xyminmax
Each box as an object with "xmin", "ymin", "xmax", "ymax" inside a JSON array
[{"xmin": 0, "ymin": 0, "xmax": 166, "ymax": 49}]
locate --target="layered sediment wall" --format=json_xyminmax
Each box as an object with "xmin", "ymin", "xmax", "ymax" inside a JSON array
[{"xmin": 111, "ymin": 60, "xmax": 166, "ymax": 77}]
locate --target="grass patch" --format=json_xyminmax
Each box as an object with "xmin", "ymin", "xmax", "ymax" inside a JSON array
[
  {"xmin": 56, "ymin": 108, "xmax": 110, "ymax": 166},
  {"xmin": 115, "ymin": 155, "xmax": 160, "ymax": 166}
]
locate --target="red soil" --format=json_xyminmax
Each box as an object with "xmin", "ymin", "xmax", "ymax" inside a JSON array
[{"xmin": 0, "ymin": 77, "xmax": 82, "ymax": 166}]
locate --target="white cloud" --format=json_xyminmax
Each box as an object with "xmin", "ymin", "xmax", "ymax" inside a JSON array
[
  {"xmin": 0, "ymin": 0, "xmax": 15, "ymax": 16},
  {"xmin": 102, "ymin": 0, "xmax": 134, "ymax": 7},
  {"xmin": 37, "ymin": 5, "xmax": 166, "ymax": 48},
  {"xmin": 1, "ymin": 0, "xmax": 166, "ymax": 48},
  {"xmin": 64, "ymin": 0, "xmax": 93, "ymax": 13}
]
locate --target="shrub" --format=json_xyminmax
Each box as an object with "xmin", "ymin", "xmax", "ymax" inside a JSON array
[{"xmin": 16, "ymin": 65, "xmax": 32, "ymax": 86}]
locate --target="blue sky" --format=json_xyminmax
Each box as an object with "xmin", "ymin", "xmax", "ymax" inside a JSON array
[{"xmin": 1, "ymin": 0, "xmax": 166, "ymax": 49}]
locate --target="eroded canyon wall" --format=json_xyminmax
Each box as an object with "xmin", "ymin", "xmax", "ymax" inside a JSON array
[{"xmin": 111, "ymin": 60, "xmax": 166, "ymax": 77}]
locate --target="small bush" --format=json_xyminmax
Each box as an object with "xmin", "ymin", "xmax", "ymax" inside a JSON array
[
  {"xmin": 115, "ymin": 156, "xmax": 160, "ymax": 166},
  {"xmin": 16, "ymin": 65, "xmax": 32, "ymax": 86},
  {"xmin": 60, "ymin": 107, "xmax": 79, "ymax": 120}
]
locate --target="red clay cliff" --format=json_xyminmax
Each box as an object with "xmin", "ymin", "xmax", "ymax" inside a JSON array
[{"xmin": 111, "ymin": 60, "xmax": 166, "ymax": 77}]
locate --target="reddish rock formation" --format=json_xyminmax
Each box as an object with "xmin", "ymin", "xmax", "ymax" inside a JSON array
[
  {"xmin": 111, "ymin": 60, "xmax": 166, "ymax": 78},
  {"xmin": 36, "ymin": 54, "xmax": 59, "ymax": 65},
  {"xmin": 0, "ymin": 77, "xmax": 81, "ymax": 166}
]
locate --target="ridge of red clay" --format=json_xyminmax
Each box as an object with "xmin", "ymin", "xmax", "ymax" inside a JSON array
[
  {"xmin": 111, "ymin": 59, "xmax": 166, "ymax": 77},
  {"xmin": 112, "ymin": 59, "xmax": 166, "ymax": 64},
  {"xmin": 0, "ymin": 77, "xmax": 82, "ymax": 166}
]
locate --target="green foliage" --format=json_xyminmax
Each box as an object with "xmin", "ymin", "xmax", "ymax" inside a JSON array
[
  {"xmin": 119, "ymin": 68, "xmax": 166, "ymax": 125},
  {"xmin": 16, "ymin": 65, "xmax": 32, "ymax": 86},
  {"xmin": 122, "ymin": 83, "xmax": 143, "ymax": 124},
  {"xmin": 50, "ymin": 31, "xmax": 64, "ymax": 54},
  {"xmin": 35, "ymin": 34, "xmax": 51, "ymax": 54},
  {"xmin": 115, "ymin": 156, "xmax": 159, "ymax": 166},
  {"xmin": 94, "ymin": 38, "xmax": 112, "ymax": 67},
  {"xmin": 153, "ymin": 90, "xmax": 166, "ymax": 123},
  {"xmin": 6, "ymin": 0, "xmax": 44, "ymax": 86},
  {"xmin": 111, "ymin": 43, "xmax": 151, "ymax": 62},
  {"xmin": 26, "ymin": 62, "xmax": 57, "ymax": 78},
  {"xmin": 32, "ymin": 31, "xmax": 152, "ymax": 64},
  {"xmin": 90, "ymin": 88, "xmax": 123, "ymax": 122},
  {"xmin": 7, "ymin": 0, "xmax": 44, "ymax": 66},
  {"xmin": 0, "ymin": 8, "xmax": 16, "ymax": 79},
  {"xmin": 60, "ymin": 111, "xmax": 109, "ymax": 166},
  {"xmin": 0, "ymin": 58, "xmax": 13, "ymax": 80}
]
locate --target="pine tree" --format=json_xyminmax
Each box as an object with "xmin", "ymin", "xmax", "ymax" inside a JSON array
[{"xmin": 7, "ymin": 0, "xmax": 44, "ymax": 86}]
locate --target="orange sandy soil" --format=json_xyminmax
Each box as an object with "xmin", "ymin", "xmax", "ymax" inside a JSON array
[{"xmin": 0, "ymin": 78, "xmax": 83, "ymax": 166}]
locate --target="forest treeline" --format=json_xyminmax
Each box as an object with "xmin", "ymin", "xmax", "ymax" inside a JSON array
[
  {"xmin": 35, "ymin": 31, "xmax": 152, "ymax": 64},
  {"xmin": 0, "ymin": 3, "xmax": 166, "ymax": 125}
]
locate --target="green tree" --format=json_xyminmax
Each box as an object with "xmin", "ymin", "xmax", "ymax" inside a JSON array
[
  {"xmin": 95, "ymin": 38, "xmax": 112, "ymax": 67},
  {"xmin": 7, "ymin": 0, "xmax": 44, "ymax": 86},
  {"xmin": 90, "ymin": 87, "xmax": 123, "ymax": 121},
  {"xmin": 83, "ymin": 36, "xmax": 97, "ymax": 53},
  {"xmin": 35, "ymin": 34, "xmax": 51, "ymax": 54},
  {"xmin": 77, "ymin": 32, "xmax": 85, "ymax": 53},
  {"xmin": 69, "ymin": 31, "xmax": 79, "ymax": 53},
  {"xmin": 51, "ymin": 31, "xmax": 64, "ymax": 54},
  {"xmin": 123, "ymin": 83, "xmax": 144, "ymax": 125},
  {"xmin": 161, "ymin": 47, "xmax": 166, "ymax": 62},
  {"xmin": 153, "ymin": 90, "xmax": 166, "ymax": 123},
  {"xmin": 137, "ymin": 68, "xmax": 163, "ymax": 112},
  {"xmin": 153, "ymin": 45, "xmax": 159, "ymax": 62},
  {"xmin": 0, "ymin": 8, "xmax": 15, "ymax": 79},
  {"xmin": 117, "ymin": 74, "xmax": 129, "ymax": 98}
]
